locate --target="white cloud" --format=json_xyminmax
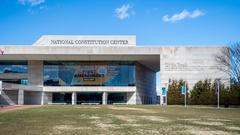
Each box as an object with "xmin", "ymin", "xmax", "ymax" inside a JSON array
[
  {"xmin": 115, "ymin": 4, "xmax": 133, "ymax": 20},
  {"xmin": 190, "ymin": 9, "xmax": 205, "ymax": 18},
  {"xmin": 162, "ymin": 9, "xmax": 205, "ymax": 23},
  {"xmin": 18, "ymin": 0, "xmax": 45, "ymax": 6}
]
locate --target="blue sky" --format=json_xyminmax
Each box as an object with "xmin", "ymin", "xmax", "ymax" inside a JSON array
[
  {"xmin": 0, "ymin": 0, "xmax": 239, "ymax": 45},
  {"xmin": 0, "ymin": 0, "xmax": 240, "ymax": 94}
]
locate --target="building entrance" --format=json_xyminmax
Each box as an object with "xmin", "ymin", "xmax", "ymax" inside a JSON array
[
  {"xmin": 77, "ymin": 92, "xmax": 102, "ymax": 104},
  {"xmin": 108, "ymin": 92, "xmax": 127, "ymax": 104},
  {"xmin": 52, "ymin": 92, "xmax": 72, "ymax": 104}
]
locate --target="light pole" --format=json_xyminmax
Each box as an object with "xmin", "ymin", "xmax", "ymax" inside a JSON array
[
  {"xmin": 182, "ymin": 81, "xmax": 187, "ymax": 107},
  {"xmin": 184, "ymin": 82, "xmax": 186, "ymax": 108},
  {"xmin": 216, "ymin": 79, "xmax": 221, "ymax": 109},
  {"xmin": 165, "ymin": 83, "xmax": 168, "ymax": 105}
]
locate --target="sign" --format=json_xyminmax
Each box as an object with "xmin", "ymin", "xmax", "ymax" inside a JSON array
[
  {"xmin": 50, "ymin": 39, "xmax": 129, "ymax": 45},
  {"xmin": 182, "ymin": 82, "xmax": 186, "ymax": 95},
  {"xmin": 162, "ymin": 87, "xmax": 166, "ymax": 96},
  {"xmin": 33, "ymin": 35, "xmax": 136, "ymax": 46},
  {"xmin": 215, "ymin": 79, "xmax": 221, "ymax": 95},
  {"xmin": 71, "ymin": 66, "xmax": 108, "ymax": 86}
]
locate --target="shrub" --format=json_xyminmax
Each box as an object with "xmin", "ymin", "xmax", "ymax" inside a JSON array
[
  {"xmin": 190, "ymin": 79, "xmax": 216, "ymax": 105},
  {"xmin": 167, "ymin": 80, "xmax": 189, "ymax": 105},
  {"xmin": 190, "ymin": 79, "xmax": 240, "ymax": 105}
]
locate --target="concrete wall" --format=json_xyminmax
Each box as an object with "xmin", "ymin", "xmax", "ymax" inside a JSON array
[
  {"xmin": 0, "ymin": 90, "xmax": 18, "ymax": 105},
  {"xmin": 28, "ymin": 61, "xmax": 43, "ymax": 86},
  {"xmin": 127, "ymin": 92, "xmax": 136, "ymax": 104},
  {"xmin": 0, "ymin": 73, "xmax": 27, "ymax": 80},
  {"xmin": 24, "ymin": 91, "xmax": 42, "ymax": 104},
  {"xmin": 159, "ymin": 47, "xmax": 230, "ymax": 104},
  {"xmin": 136, "ymin": 63, "xmax": 157, "ymax": 104}
]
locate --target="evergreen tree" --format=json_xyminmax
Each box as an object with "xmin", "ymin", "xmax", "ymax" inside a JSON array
[{"xmin": 167, "ymin": 80, "xmax": 189, "ymax": 105}]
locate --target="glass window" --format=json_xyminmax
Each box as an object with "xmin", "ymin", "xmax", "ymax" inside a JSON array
[
  {"xmin": 0, "ymin": 61, "xmax": 27, "ymax": 73},
  {"xmin": 0, "ymin": 79, "xmax": 28, "ymax": 85},
  {"xmin": 43, "ymin": 61, "xmax": 136, "ymax": 86}
]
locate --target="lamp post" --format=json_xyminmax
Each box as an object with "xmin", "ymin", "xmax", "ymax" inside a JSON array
[
  {"xmin": 165, "ymin": 83, "xmax": 168, "ymax": 105},
  {"xmin": 185, "ymin": 83, "xmax": 186, "ymax": 108},
  {"xmin": 182, "ymin": 81, "xmax": 187, "ymax": 107},
  {"xmin": 216, "ymin": 79, "xmax": 221, "ymax": 109}
]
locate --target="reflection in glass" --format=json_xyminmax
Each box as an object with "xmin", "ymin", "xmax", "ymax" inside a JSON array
[
  {"xmin": 0, "ymin": 61, "xmax": 27, "ymax": 73},
  {"xmin": 44, "ymin": 61, "xmax": 136, "ymax": 86},
  {"xmin": 0, "ymin": 79, "xmax": 28, "ymax": 85}
]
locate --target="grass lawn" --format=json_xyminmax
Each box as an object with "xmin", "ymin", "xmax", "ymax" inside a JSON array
[{"xmin": 0, "ymin": 105, "xmax": 240, "ymax": 135}]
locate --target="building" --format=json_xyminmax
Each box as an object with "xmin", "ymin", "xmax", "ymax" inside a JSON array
[{"xmin": 0, "ymin": 35, "xmax": 229, "ymax": 105}]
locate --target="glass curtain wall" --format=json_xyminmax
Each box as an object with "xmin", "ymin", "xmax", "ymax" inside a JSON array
[
  {"xmin": 0, "ymin": 61, "xmax": 28, "ymax": 85},
  {"xmin": 0, "ymin": 61, "xmax": 27, "ymax": 73},
  {"xmin": 44, "ymin": 61, "xmax": 136, "ymax": 86}
]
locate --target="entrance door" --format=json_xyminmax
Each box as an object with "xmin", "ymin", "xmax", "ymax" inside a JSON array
[
  {"xmin": 77, "ymin": 92, "xmax": 102, "ymax": 104},
  {"xmin": 108, "ymin": 93, "xmax": 127, "ymax": 104},
  {"xmin": 52, "ymin": 92, "xmax": 72, "ymax": 104}
]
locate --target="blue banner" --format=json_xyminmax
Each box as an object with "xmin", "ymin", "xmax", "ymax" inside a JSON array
[
  {"xmin": 182, "ymin": 83, "xmax": 186, "ymax": 95},
  {"xmin": 162, "ymin": 87, "xmax": 166, "ymax": 96}
]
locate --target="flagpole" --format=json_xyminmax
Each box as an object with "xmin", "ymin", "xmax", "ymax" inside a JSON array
[
  {"xmin": 184, "ymin": 82, "xmax": 186, "ymax": 108},
  {"xmin": 166, "ymin": 83, "xmax": 168, "ymax": 106},
  {"xmin": 217, "ymin": 80, "xmax": 220, "ymax": 109}
]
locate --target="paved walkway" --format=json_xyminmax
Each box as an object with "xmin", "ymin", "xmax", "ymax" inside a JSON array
[{"xmin": 0, "ymin": 105, "xmax": 40, "ymax": 112}]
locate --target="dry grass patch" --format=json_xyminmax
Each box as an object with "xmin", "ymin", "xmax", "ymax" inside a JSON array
[
  {"xmin": 135, "ymin": 129, "xmax": 160, "ymax": 135},
  {"xmin": 178, "ymin": 118, "xmax": 201, "ymax": 121},
  {"xmin": 112, "ymin": 115, "xmax": 138, "ymax": 123},
  {"xmin": 225, "ymin": 126, "xmax": 240, "ymax": 131},
  {"xmin": 207, "ymin": 118, "xmax": 232, "ymax": 122},
  {"xmin": 111, "ymin": 114, "xmax": 170, "ymax": 123},
  {"xmin": 75, "ymin": 106, "xmax": 101, "ymax": 109},
  {"xmin": 52, "ymin": 125, "xmax": 91, "ymax": 134},
  {"xmin": 54, "ymin": 125, "xmax": 91, "ymax": 130},
  {"xmin": 138, "ymin": 115, "xmax": 170, "ymax": 122},
  {"xmin": 187, "ymin": 130, "xmax": 232, "ymax": 135},
  {"xmin": 191, "ymin": 121, "xmax": 225, "ymax": 126},
  {"xmin": 89, "ymin": 116, "xmax": 101, "ymax": 119},
  {"xmin": 120, "ymin": 123, "xmax": 146, "ymax": 127},
  {"xmin": 176, "ymin": 125, "xmax": 233, "ymax": 135},
  {"xmin": 108, "ymin": 106, "xmax": 156, "ymax": 113}
]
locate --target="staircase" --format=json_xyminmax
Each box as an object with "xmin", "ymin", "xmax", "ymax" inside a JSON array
[{"xmin": 0, "ymin": 91, "xmax": 16, "ymax": 106}]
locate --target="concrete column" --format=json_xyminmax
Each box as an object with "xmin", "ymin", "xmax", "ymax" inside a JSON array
[
  {"xmin": 18, "ymin": 89, "xmax": 24, "ymax": 105},
  {"xmin": 72, "ymin": 92, "xmax": 77, "ymax": 105},
  {"xmin": 102, "ymin": 92, "xmax": 108, "ymax": 105},
  {"xmin": 28, "ymin": 61, "xmax": 43, "ymax": 86},
  {"xmin": 41, "ymin": 91, "xmax": 45, "ymax": 105},
  {"xmin": 127, "ymin": 92, "xmax": 136, "ymax": 104}
]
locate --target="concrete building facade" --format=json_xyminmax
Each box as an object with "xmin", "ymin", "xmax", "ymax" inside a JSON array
[{"xmin": 0, "ymin": 35, "xmax": 229, "ymax": 105}]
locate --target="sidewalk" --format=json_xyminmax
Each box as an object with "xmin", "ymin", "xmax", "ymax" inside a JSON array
[{"xmin": 0, "ymin": 105, "xmax": 40, "ymax": 112}]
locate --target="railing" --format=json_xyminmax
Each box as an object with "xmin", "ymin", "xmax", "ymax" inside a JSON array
[
  {"xmin": 2, "ymin": 82, "xmax": 43, "ymax": 91},
  {"xmin": 0, "ymin": 91, "xmax": 15, "ymax": 106}
]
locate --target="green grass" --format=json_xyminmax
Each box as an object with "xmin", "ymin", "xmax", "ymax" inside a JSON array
[{"xmin": 0, "ymin": 105, "xmax": 240, "ymax": 135}]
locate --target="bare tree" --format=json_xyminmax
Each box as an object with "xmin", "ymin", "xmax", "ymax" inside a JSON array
[{"xmin": 215, "ymin": 43, "xmax": 240, "ymax": 85}]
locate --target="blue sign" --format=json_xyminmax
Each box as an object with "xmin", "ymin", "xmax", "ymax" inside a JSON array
[
  {"xmin": 162, "ymin": 87, "xmax": 166, "ymax": 96},
  {"xmin": 182, "ymin": 83, "xmax": 186, "ymax": 95}
]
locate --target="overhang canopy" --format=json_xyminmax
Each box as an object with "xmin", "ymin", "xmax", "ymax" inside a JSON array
[{"xmin": 0, "ymin": 46, "xmax": 160, "ymax": 72}]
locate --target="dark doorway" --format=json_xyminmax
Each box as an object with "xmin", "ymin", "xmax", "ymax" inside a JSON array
[
  {"xmin": 108, "ymin": 93, "xmax": 127, "ymax": 104},
  {"xmin": 52, "ymin": 92, "xmax": 72, "ymax": 104},
  {"xmin": 77, "ymin": 92, "xmax": 102, "ymax": 104}
]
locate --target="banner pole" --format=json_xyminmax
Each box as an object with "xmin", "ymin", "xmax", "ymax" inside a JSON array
[
  {"xmin": 185, "ymin": 82, "xmax": 186, "ymax": 108},
  {"xmin": 218, "ymin": 80, "xmax": 220, "ymax": 109}
]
